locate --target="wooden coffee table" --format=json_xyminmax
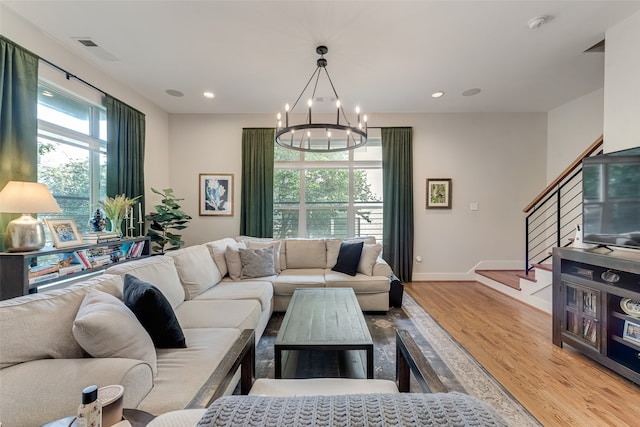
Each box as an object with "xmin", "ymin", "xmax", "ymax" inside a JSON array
[{"xmin": 274, "ymin": 288, "xmax": 374, "ymax": 379}]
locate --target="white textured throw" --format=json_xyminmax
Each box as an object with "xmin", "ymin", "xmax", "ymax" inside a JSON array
[{"xmin": 196, "ymin": 393, "xmax": 508, "ymax": 426}]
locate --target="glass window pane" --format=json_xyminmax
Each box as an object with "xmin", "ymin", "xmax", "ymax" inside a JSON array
[
  {"xmin": 273, "ymin": 209, "xmax": 299, "ymax": 239},
  {"xmin": 305, "ymin": 150, "xmax": 348, "ymax": 162},
  {"xmin": 305, "ymin": 169, "xmax": 349, "ymax": 204},
  {"xmin": 274, "ymin": 170, "xmax": 300, "ymax": 203},
  {"xmin": 38, "ymin": 138, "xmax": 91, "ymax": 232},
  {"xmin": 353, "ymin": 130, "xmax": 382, "ymax": 161},
  {"xmin": 38, "ymin": 84, "xmax": 91, "ymax": 135},
  {"xmin": 275, "ymin": 144, "xmax": 301, "ymax": 161},
  {"xmin": 354, "ymin": 169, "xmax": 383, "ymax": 203},
  {"xmin": 356, "ymin": 206, "xmax": 383, "ymax": 244},
  {"xmin": 307, "ymin": 208, "xmax": 347, "ymax": 239},
  {"xmin": 99, "ymin": 109, "xmax": 107, "ymax": 141}
]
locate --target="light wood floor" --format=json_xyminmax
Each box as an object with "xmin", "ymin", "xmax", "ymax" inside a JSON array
[{"xmin": 406, "ymin": 281, "xmax": 640, "ymax": 427}]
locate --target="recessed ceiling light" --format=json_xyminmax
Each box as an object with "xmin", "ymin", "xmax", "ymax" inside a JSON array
[
  {"xmin": 203, "ymin": 91, "xmax": 215, "ymax": 99},
  {"xmin": 431, "ymin": 91, "xmax": 445, "ymax": 98},
  {"xmin": 166, "ymin": 89, "xmax": 184, "ymax": 97},
  {"xmin": 462, "ymin": 88, "xmax": 482, "ymax": 97}
]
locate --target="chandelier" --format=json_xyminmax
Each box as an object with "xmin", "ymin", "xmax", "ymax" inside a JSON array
[{"xmin": 275, "ymin": 46, "xmax": 367, "ymax": 153}]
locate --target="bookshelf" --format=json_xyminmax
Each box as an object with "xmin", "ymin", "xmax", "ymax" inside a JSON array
[
  {"xmin": 0, "ymin": 236, "xmax": 150, "ymax": 301},
  {"xmin": 553, "ymin": 247, "xmax": 640, "ymax": 385}
]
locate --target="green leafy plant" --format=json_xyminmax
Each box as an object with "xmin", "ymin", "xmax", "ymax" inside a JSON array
[{"xmin": 145, "ymin": 188, "xmax": 191, "ymax": 254}]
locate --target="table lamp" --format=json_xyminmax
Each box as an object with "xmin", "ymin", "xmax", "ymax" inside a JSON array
[{"xmin": 0, "ymin": 181, "xmax": 62, "ymax": 252}]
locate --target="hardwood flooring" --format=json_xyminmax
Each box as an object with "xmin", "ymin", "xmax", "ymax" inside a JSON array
[{"xmin": 405, "ymin": 281, "xmax": 640, "ymax": 427}]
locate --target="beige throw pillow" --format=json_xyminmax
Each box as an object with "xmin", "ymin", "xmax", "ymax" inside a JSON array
[
  {"xmin": 72, "ymin": 289, "xmax": 157, "ymax": 375},
  {"xmin": 358, "ymin": 243, "xmax": 382, "ymax": 276},
  {"xmin": 224, "ymin": 242, "xmax": 246, "ymax": 281}
]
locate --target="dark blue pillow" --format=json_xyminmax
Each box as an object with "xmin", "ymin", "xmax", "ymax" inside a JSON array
[
  {"xmin": 123, "ymin": 274, "xmax": 186, "ymax": 348},
  {"xmin": 332, "ymin": 241, "xmax": 364, "ymax": 276}
]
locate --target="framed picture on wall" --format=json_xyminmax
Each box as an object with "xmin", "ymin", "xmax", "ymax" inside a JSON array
[
  {"xmin": 199, "ymin": 173, "xmax": 234, "ymax": 216},
  {"xmin": 426, "ymin": 178, "xmax": 452, "ymax": 209},
  {"xmin": 44, "ymin": 218, "xmax": 84, "ymax": 248}
]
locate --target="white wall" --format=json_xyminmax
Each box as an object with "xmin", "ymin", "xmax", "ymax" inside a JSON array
[
  {"xmin": 170, "ymin": 112, "xmax": 547, "ymax": 279},
  {"xmin": 604, "ymin": 10, "xmax": 640, "ymax": 152},
  {"xmin": 0, "ymin": 5, "xmax": 171, "ymax": 207},
  {"xmin": 547, "ymin": 89, "xmax": 603, "ymax": 182}
]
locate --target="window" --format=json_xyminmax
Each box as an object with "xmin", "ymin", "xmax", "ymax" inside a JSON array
[
  {"xmin": 273, "ymin": 129, "xmax": 383, "ymax": 243},
  {"xmin": 37, "ymin": 81, "xmax": 107, "ymax": 234}
]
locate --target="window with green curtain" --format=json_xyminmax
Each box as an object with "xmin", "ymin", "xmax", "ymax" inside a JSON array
[
  {"xmin": 382, "ymin": 127, "xmax": 414, "ymax": 283},
  {"xmin": 106, "ymin": 95, "xmax": 146, "ymax": 224},
  {"xmin": 240, "ymin": 128, "xmax": 275, "ymax": 237},
  {"xmin": 0, "ymin": 36, "xmax": 39, "ymax": 251}
]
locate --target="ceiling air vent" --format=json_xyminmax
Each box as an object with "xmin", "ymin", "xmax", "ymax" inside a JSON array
[{"xmin": 71, "ymin": 37, "xmax": 119, "ymax": 61}]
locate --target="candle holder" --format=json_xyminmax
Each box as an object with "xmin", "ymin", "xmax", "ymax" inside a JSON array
[{"xmin": 138, "ymin": 220, "xmax": 145, "ymax": 238}]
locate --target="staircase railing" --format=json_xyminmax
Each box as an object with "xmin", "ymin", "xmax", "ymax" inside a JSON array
[{"xmin": 523, "ymin": 136, "xmax": 604, "ymax": 274}]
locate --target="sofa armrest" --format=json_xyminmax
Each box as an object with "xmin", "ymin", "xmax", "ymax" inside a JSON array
[
  {"xmin": 372, "ymin": 257, "xmax": 392, "ymax": 277},
  {"xmin": 396, "ymin": 329, "xmax": 447, "ymax": 393},
  {"xmin": 186, "ymin": 329, "xmax": 255, "ymax": 409}
]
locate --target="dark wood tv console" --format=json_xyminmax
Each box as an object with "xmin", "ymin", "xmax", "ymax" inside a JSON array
[{"xmin": 552, "ymin": 247, "xmax": 640, "ymax": 385}]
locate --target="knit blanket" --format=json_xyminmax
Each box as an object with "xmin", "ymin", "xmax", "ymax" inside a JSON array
[{"xmin": 196, "ymin": 392, "xmax": 509, "ymax": 426}]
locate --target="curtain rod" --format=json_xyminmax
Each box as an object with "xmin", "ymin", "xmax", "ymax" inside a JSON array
[{"xmin": 39, "ymin": 57, "xmax": 106, "ymax": 96}]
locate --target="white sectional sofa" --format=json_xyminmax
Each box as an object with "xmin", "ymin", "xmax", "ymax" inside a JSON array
[{"xmin": 0, "ymin": 236, "xmax": 393, "ymax": 426}]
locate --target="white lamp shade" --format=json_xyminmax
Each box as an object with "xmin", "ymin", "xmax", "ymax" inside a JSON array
[{"xmin": 0, "ymin": 181, "xmax": 62, "ymax": 214}]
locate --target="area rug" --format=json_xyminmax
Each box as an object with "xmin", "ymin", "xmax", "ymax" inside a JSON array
[{"xmin": 256, "ymin": 294, "xmax": 541, "ymax": 426}]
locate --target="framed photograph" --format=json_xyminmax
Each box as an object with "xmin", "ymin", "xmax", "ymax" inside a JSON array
[
  {"xmin": 426, "ymin": 178, "xmax": 452, "ymax": 209},
  {"xmin": 199, "ymin": 173, "xmax": 234, "ymax": 216},
  {"xmin": 623, "ymin": 319, "xmax": 640, "ymax": 344},
  {"xmin": 44, "ymin": 218, "xmax": 83, "ymax": 248}
]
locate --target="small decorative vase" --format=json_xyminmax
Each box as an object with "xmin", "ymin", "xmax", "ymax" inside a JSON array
[
  {"xmin": 88, "ymin": 209, "xmax": 106, "ymax": 232},
  {"xmin": 107, "ymin": 217, "xmax": 124, "ymax": 237}
]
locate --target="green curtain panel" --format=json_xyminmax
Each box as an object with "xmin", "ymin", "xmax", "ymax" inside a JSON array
[
  {"xmin": 240, "ymin": 128, "xmax": 275, "ymax": 237},
  {"xmin": 0, "ymin": 37, "xmax": 39, "ymax": 251},
  {"xmin": 382, "ymin": 127, "xmax": 414, "ymax": 283},
  {"xmin": 106, "ymin": 95, "xmax": 146, "ymax": 222}
]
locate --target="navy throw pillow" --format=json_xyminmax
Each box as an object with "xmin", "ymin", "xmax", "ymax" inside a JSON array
[
  {"xmin": 332, "ymin": 241, "xmax": 364, "ymax": 276},
  {"xmin": 123, "ymin": 274, "xmax": 186, "ymax": 348}
]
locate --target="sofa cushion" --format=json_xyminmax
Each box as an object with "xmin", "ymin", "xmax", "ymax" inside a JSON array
[
  {"xmin": 272, "ymin": 269, "xmax": 326, "ymax": 295},
  {"xmin": 72, "ymin": 289, "xmax": 157, "ymax": 375},
  {"xmin": 331, "ymin": 241, "xmax": 364, "ymax": 276},
  {"xmin": 197, "ymin": 280, "xmax": 273, "ymax": 312},
  {"xmin": 0, "ymin": 274, "xmax": 123, "ymax": 369},
  {"xmin": 166, "ymin": 245, "xmax": 222, "ymax": 300},
  {"xmin": 358, "ymin": 243, "xmax": 383, "ymax": 276},
  {"xmin": 326, "ymin": 237, "xmax": 376, "ymax": 268},
  {"xmin": 174, "ymin": 299, "xmax": 261, "ymax": 330},
  {"xmin": 204, "ymin": 237, "xmax": 238, "ymax": 277},
  {"xmin": 239, "ymin": 247, "xmax": 276, "ymax": 279},
  {"xmin": 136, "ymin": 328, "xmax": 241, "ymax": 415},
  {"xmin": 123, "ymin": 274, "xmax": 186, "ymax": 348},
  {"xmin": 107, "ymin": 256, "xmax": 185, "ymax": 309},
  {"xmin": 285, "ymin": 239, "xmax": 326, "ymax": 269},
  {"xmin": 324, "ymin": 271, "xmax": 391, "ymax": 293}
]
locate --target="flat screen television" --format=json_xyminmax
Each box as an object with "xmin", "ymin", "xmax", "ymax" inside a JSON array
[{"xmin": 582, "ymin": 147, "xmax": 640, "ymax": 250}]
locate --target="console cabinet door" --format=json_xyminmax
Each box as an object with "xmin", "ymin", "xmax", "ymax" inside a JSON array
[{"xmin": 562, "ymin": 281, "xmax": 601, "ymax": 351}]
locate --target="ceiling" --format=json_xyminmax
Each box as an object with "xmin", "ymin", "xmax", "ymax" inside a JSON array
[{"xmin": 4, "ymin": 1, "xmax": 640, "ymax": 115}]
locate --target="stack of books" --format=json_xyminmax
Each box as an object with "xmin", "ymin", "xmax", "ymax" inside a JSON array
[
  {"xmin": 28, "ymin": 264, "xmax": 60, "ymax": 285},
  {"xmin": 81, "ymin": 231, "xmax": 121, "ymax": 244}
]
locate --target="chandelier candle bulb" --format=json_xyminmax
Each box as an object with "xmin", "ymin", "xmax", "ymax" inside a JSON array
[
  {"xmin": 308, "ymin": 99, "xmax": 312, "ymax": 124},
  {"xmin": 285, "ymin": 104, "xmax": 289, "ymax": 127},
  {"xmin": 336, "ymin": 100, "xmax": 341, "ymax": 124}
]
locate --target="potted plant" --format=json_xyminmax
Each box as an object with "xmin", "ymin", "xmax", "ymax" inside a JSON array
[{"xmin": 145, "ymin": 188, "xmax": 191, "ymax": 254}]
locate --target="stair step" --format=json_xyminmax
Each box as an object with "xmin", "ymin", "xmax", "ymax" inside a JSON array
[
  {"xmin": 476, "ymin": 270, "xmax": 522, "ymax": 291},
  {"xmin": 533, "ymin": 263, "xmax": 552, "ymax": 272}
]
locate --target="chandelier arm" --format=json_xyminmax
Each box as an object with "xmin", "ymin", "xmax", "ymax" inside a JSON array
[
  {"xmin": 290, "ymin": 66, "xmax": 321, "ymax": 111},
  {"xmin": 322, "ymin": 67, "xmax": 352, "ymax": 125}
]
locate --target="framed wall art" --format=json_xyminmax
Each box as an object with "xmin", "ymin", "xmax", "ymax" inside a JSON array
[
  {"xmin": 426, "ymin": 178, "xmax": 452, "ymax": 209},
  {"xmin": 44, "ymin": 218, "xmax": 83, "ymax": 248},
  {"xmin": 199, "ymin": 173, "xmax": 234, "ymax": 216}
]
